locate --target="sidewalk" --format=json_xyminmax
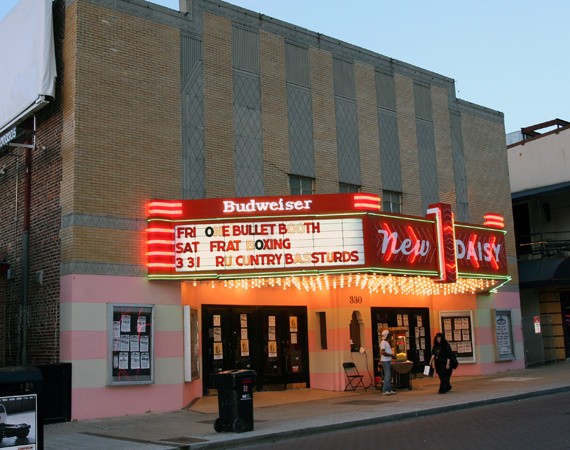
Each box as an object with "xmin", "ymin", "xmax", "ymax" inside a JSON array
[{"xmin": 44, "ymin": 360, "xmax": 570, "ymax": 449}]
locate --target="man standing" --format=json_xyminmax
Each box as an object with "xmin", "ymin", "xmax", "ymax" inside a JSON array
[{"xmin": 380, "ymin": 330, "xmax": 397, "ymax": 395}]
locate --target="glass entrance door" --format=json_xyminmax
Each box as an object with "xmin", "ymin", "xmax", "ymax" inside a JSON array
[
  {"xmin": 201, "ymin": 306, "xmax": 233, "ymax": 393},
  {"xmin": 259, "ymin": 307, "xmax": 308, "ymax": 389},
  {"xmin": 231, "ymin": 307, "xmax": 259, "ymax": 373},
  {"xmin": 202, "ymin": 305, "xmax": 309, "ymax": 393}
]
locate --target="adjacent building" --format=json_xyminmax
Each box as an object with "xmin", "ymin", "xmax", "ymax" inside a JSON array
[
  {"xmin": 507, "ymin": 119, "xmax": 570, "ymax": 365},
  {"xmin": 0, "ymin": 0, "xmax": 522, "ymax": 420}
]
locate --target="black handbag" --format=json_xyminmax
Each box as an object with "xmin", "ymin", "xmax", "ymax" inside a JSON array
[{"xmin": 450, "ymin": 352, "xmax": 459, "ymax": 369}]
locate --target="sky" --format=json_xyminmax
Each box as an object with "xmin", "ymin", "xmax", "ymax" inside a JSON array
[{"xmin": 1, "ymin": 0, "xmax": 568, "ymax": 133}]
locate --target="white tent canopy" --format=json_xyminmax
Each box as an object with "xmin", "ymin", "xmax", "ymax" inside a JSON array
[{"xmin": 0, "ymin": 0, "xmax": 56, "ymax": 133}]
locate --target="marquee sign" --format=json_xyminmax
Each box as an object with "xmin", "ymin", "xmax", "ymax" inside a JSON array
[
  {"xmin": 173, "ymin": 218, "xmax": 365, "ymax": 273},
  {"xmin": 363, "ymin": 215, "xmax": 438, "ymax": 275},
  {"xmin": 455, "ymin": 224, "xmax": 507, "ymax": 276},
  {"xmin": 147, "ymin": 193, "xmax": 508, "ymax": 282}
]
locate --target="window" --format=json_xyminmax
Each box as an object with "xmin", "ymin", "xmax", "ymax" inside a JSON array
[
  {"xmin": 289, "ymin": 175, "xmax": 314, "ymax": 195},
  {"xmin": 339, "ymin": 183, "xmax": 360, "ymax": 193},
  {"xmin": 383, "ymin": 190, "xmax": 402, "ymax": 213}
]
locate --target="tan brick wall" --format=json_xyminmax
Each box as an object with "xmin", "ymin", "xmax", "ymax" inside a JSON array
[
  {"xmin": 61, "ymin": 227, "xmax": 144, "ymax": 264},
  {"xmin": 462, "ymin": 113, "xmax": 518, "ymax": 284},
  {"xmin": 259, "ymin": 30, "xmax": 290, "ymax": 196},
  {"xmin": 355, "ymin": 62, "xmax": 381, "ymax": 194},
  {"xmin": 394, "ymin": 74, "xmax": 421, "ymax": 215},
  {"xmin": 463, "ymin": 115, "xmax": 510, "ymax": 228},
  {"xmin": 60, "ymin": 1, "xmax": 77, "ymax": 218},
  {"xmin": 61, "ymin": 1, "xmax": 181, "ymax": 265},
  {"xmin": 309, "ymin": 47, "xmax": 338, "ymax": 194},
  {"xmin": 432, "ymin": 86, "xmax": 456, "ymax": 207},
  {"xmin": 203, "ymin": 13, "xmax": 235, "ymax": 197},
  {"xmin": 74, "ymin": 1, "xmax": 181, "ymax": 213}
]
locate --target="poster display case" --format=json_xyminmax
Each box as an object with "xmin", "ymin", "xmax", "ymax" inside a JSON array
[
  {"xmin": 439, "ymin": 310, "xmax": 475, "ymax": 363},
  {"xmin": 108, "ymin": 304, "xmax": 155, "ymax": 385},
  {"xmin": 492, "ymin": 309, "xmax": 516, "ymax": 361}
]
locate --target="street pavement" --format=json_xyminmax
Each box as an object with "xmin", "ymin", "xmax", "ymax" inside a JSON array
[{"xmin": 44, "ymin": 360, "xmax": 570, "ymax": 449}]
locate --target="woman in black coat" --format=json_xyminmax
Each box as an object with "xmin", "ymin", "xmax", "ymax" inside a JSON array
[{"xmin": 429, "ymin": 332, "xmax": 453, "ymax": 394}]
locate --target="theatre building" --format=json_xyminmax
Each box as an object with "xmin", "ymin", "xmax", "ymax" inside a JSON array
[{"xmin": 0, "ymin": 0, "xmax": 522, "ymax": 421}]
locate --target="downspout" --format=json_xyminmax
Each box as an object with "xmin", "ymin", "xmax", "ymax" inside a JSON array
[{"xmin": 20, "ymin": 116, "xmax": 35, "ymax": 365}]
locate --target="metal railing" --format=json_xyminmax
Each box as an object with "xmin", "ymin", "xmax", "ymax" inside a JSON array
[{"xmin": 516, "ymin": 232, "xmax": 570, "ymax": 260}]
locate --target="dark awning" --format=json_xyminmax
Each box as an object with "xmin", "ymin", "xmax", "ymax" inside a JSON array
[
  {"xmin": 518, "ymin": 257, "xmax": 570, "ymax": 289},
  {"xmin": 512, "ymin": 181, "xmax": 570, "ymax": 201}
]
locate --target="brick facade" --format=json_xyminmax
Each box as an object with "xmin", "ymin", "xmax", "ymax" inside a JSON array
[
  {"xmin": 203, "ymin": 13, "xmax": 235, "ymax": 197},
  {"xmin": 395, "ymin": 74, "xmax": 422, "ymax": 215},
  {"xmin": 355, "ymin": 62, "xmax": 381, "ymax": 194},
  {"xmin": 0, "ymin": 0, "xmax": 66, "ymax": 365},
  {"xmin": 259, "ymin": 30, "xmax": 289, "ymax": 196},
  {"xmin": 310, "ymin": 47, "xmax": 338, "ymax": 194},
  {"xmin": 0, "ymin": 0, "xmax": 520, "ymax": 417}
]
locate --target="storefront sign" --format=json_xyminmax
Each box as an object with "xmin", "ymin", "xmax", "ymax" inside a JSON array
[
  {"xmin": 0, "ymin": 118, "xmax": 35, "ymax": 151},
  {"xmin": 0, "ymin": 127, "xmax": 17, "ymax": 147},
  {"xmin": 148, "ymin": 193, "xmax": 381, "ymax": 220},
  {"xmin": 364, "ymin": 215, "xmax": 438, "ymax": 274},
  {"xmin": 427, "ymin": 203, "xmax": 457, "ymax": 283},
  {"xmin": 147, "ymin": 193, "xmax": 508, "ymax": 281},
  {"xmin": 222, "ymin": 198, "xmax": 313, "ymax": 213},
  {"xmin": 455, "ymin": 225, "xmax": 507, "ymax": 276},
  {"xmin": 533, "ymin": 315, "xmax": 541, "ymax": 333}
]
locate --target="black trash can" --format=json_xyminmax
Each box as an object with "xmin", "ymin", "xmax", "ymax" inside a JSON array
[
  {"xmin": 0, "ymin": 366, "xmax": 43, "ymax": 450},
  {"xmin": 213, "ymin": 369, "xmax": 256, "ymax": 433}
]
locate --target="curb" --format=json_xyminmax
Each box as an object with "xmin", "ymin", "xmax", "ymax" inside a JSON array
[{"xmin": 188, "ymin": 385, "xmax": 570, "ymax": 449}]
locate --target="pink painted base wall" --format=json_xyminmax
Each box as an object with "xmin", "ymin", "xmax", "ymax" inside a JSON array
[
  {"xmin": 72, "ymin": 385, "xmax": 182, "ymax": 420},
  {"xmin": 72, "ymin": 382, "xmax": 203, "ymax": 420},
  {"xmin": 61, "ymin": 274, "xmax": 204, "ymax": 420},
  {"xmin": 61, "ymin": 274, "xmax": 524, "ymax": 419}
]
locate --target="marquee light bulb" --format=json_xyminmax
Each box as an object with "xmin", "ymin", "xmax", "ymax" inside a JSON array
[{"xmin": 205, "ymin": 273, "xmax": 504, "ymax": 295}]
